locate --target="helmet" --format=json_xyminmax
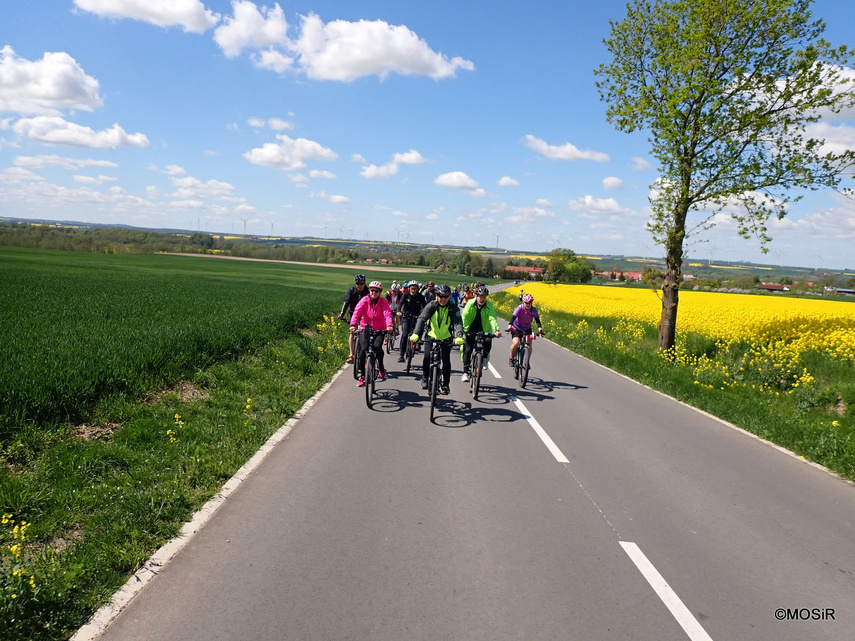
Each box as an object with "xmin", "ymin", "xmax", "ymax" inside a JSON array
[
  {"xmin": 354, "ymin": 274, "xmax": 366, "ymax": 284},
  {"xmin": 464, "ymin": 285, "xmax": 470, "ymax": 291},
  {"xmin": 522, "ymin": 293, "xmax": 534, "ymax": 304},
  {"xmin": 369, "ymin": 280, "xmax": 383, "ymax": 290},
  {"xmin": 408, "ymin": 281, "xmax": 418, "ymax": 288},
  {"xmin": 391, "ymin": 283, "xmax": 400, "ymax": 292},
  {"xmin": 475, "ymin": 285, "xmax": 489, "ymax": 296},
  {"xmin": 435, "ymin": 284, "xmax": 451, "ymax": 296},
  {"xmin": 427, "ymin": 280, "xmax": 435, "ymax": 287}
]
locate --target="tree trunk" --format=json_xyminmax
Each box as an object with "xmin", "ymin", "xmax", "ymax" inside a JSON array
[{"xmin": 658, "ymin": 232, "xmax": 684, "ymax": 351}]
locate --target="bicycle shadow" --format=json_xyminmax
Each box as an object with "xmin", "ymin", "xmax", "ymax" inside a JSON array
[
  {"xmin": 431, "ymin": 397, "xmax": 523, "ymax": 428},
  {"xmin": 368, "ymin": 386, "xmax": 422, "ymax": 413},
  {"xmin": 511, "ymin": 376, "xmax": 588, "ymax": 394}
]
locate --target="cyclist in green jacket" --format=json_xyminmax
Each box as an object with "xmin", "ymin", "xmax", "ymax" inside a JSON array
[
  {"xmin": 460, "ymin": 285, "xmax": 502, "ymax": 382},
  {"xmin": 410, "ymin": 284, "xmax": 464, "ymax": 395}
]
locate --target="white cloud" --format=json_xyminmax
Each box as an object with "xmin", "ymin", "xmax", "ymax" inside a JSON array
[
  {"xmin": 434, "ymin": 171, "xmax": 487, "ymax": 197},
  {"xmin": 361, "ymin": 148, "xmax": 427, "ymax": 179},
  {"xmin": 497, "ymin": 176, "xmax": 519, "ymax": 186},
  {"xmin": 243, "ymin": 134, "xmax": 337, "ymax": 171},
  {"xmin": 13, "ymin": 116, "xmax": 149, "ymax": 148},
  {"xmin": 73, "ymin": 174, "xmax": 117, "ymax": 185},
  {"xmin": 504, "ymin": 206, "xmax": 555, "ymax": 225},
  {"xmin": 15, "ymin": 155, "xmax": 118, "ymax": 170},
  {"xmin": 568, "ymin": 195, "xmax": 630, "ymax": 214},
  {"xmin": 293, "ymin": 14, "xmax": 474, "ymax": 81},
  {"xmin": 211, "ymin": 5, "xmax": 473, "ymax": 81},
  {"xmin": 148, "ymin": 163, "xmax": 187, "ymax": 176},
  {"xmin": 0, "ymin": 46, "xmax": 102, "ymax": 115},
  {"xmin": 309, "ymin": 169, "xmax": 336, "ymax": 179},
  {"xmin": 74, "ymin": 0, "xmax": 219, "ymax": 34},
  {"xmin": 0, "ymin": 167, "xmax": 45, "ymax": 185},
  {"xmin": 214, "ymin": 1, "xmax": 288, "ymax": 57},
  {"xmin": 248, "ymin": 116, "xmax": 294, "ymax": 130},
  {"xmin": 631, "ymin": 156, "xmax": 652, "ymax": 170},
  {"xmin": 805, "ymin": 122, "xmax": 855, "ymax": 155},
  {"xmin": 171, "ymin": 175, "xmax": 236, "ymax": 200},
  {"xmin": 523, "ymin": 134, "xmax": 609, "ymax": 162},
  {"xmin": 351, "ymin": 153, "xmax": 366, "ymax": 163},
  {"xmin": 312, "ymin": 190, "xmax": 349, "ymax": 203},
  {"xmin": 536, "ymin": 198, "xmax": 553, "ymax": 208},
  {"xmin": 603, "ymin": 176, "xmax": 623, "ymax": 190}
]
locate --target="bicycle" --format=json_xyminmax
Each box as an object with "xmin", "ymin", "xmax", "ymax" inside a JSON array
[
  {"xmin": 424, "ymin": 337, "xmax": 454, "ymax": 421},
  {"xmin": 359, "ymin": 327, "xmax": 385, "ymax": 408},
  {"xmin": 385, "ymin": 321, "xmax": 398, "ymax": 354},
  {"xmin": 512, "ymin": 330, "xmax": 543, "ymax": 389},
  {"xmin": 467, "ymin": 332, "xmax": 499, "ymax": 400}
]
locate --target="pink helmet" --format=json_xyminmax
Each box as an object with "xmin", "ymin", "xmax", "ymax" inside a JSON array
[
  {"xmin": 369, "ymin": 281, "xmax": 382, "ymax": 290},
  {"xmin": 522, "ymin": 293, "xmax": 534, "ymax": 304}
]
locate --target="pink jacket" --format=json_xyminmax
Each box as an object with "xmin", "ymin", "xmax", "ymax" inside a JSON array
[{"xmin": 350, "ymin": 295, "xmax": 393, "ymax": 332}]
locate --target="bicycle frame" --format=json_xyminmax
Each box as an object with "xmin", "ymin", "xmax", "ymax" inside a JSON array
[
  {"xmin": 468, "ymin": 331, "xmax": 498, "ymax": 400},
  {"xmin": 360, "ymin": 326, "xmax": 385, "ymax": 409},
  {"xmin": 427, "ymin": 337, "xmax": 453, "ymax": 422}
]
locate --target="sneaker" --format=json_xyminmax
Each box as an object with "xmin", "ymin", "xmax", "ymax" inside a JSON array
[
  {"xmin": 357, "ymin": 376, "xmax": 365, "ymax": 387},
  {"xmin": 421, "ymin": 378, "xmax": 429, "ymax": 390},
  {"xmin": 461, "ymin": 372, "xmax": 470, "ymax": 382},
  {"xmin": 378, "ymin": 369, "xmax": 386, "ymax": 381},
  {"xmin": 397, "ymin": 355, "xmax": 405, "ymax": 363},
  {"xmin": 509, "ymin": 357, "xmax": 515, "ymax": 368},
  {"xmin": 440, "ymin": 385, "xmax": 450, "ymax": 395},
  {"xmin": 347, "ymin": 355, "xmax": 354, "ymax": 364}
]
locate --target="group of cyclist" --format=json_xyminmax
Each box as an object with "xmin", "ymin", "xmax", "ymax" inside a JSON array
[{"xmin": 339, "ymin": 273, "xmax": 544, "ymax": 396}]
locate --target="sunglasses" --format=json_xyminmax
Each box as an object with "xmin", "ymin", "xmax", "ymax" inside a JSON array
[
  {"xmin": 437, "ymin": 294, "xmax": 450, "ymax": 299},
  {"xmin": 369, "ymin": 288, "xmax": 382, "ymax": 293}
]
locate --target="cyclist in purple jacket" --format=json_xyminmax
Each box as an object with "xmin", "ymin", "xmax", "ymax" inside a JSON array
[{"xmin": 507, "ymin": 293, "xmax": 544, "ymax": 366}]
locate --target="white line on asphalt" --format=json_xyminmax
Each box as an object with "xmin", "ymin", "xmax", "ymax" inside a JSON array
[
  {"xmin": 620, "ymin": 541, "xmax": 714, "ymax": 641},
  {"xmin": 487, "ymin": 361, "xmax": 502, "ymax": 378},
  {"xmin": 511, "ymin": 396, "xmax": 569, "ymax": 463}
]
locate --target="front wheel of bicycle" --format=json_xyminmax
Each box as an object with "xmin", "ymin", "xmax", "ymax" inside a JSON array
[
  {"xmin": 519, "ymin": 346, "xmax": 530, "ymax": 389},
  {"xmin": 429, "ymin": 367, "xmax": 439, "ymax": 422},
  {"xmin": 471, "ymin": 353, "xmax": 482, "ymax": 400},
  {"xmin": 365, "ymin": 356, "xmax": 376, "ymax": 408}
]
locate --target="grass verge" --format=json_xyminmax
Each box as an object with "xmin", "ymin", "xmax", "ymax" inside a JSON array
[
  {"xmin": 0, "ymin": 317, "xmax": 349, "ymax": 641},
  {"xmin": 492, "ymin": 291, "xmax": 855, "ymax": 481}
]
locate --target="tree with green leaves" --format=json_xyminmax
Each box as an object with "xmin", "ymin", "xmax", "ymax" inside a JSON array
[{"xmin": 595, "ymin": 0, "xmax": 855, "ymax": 349}]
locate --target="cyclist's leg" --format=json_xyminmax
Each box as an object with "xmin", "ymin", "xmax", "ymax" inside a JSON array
[
  {"xmin": 373, "ymin": 332, "xmax": 386, "ymax": 373},
  {"xmin": 462, "ymin": 333, "xmax": 474, "ymax": 373},
  {"xmin": 399, "ymin": 316, "xmax": 411, "ymax": 358},
  {"xmin": 440, "ymin": 342, "xmax": 453, "ymax": 387},
  {"xmin": 357, "ymin": 332, "xmax": 368, "ymax": 377},
  {"xmin": 510, "ymin": 331, "xmax": 520, "ymax": 359},
  {"xmin": 422, "ymin": 336, "xmax": 433, "ymax": 380},
  {"xmin": 482, "ymin": 335, "xmax": 493, "ymax": 365}
]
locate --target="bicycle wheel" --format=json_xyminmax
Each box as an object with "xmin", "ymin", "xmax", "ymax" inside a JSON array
[
  {"xmin": 385, "ymin": 330, "xmax": 394, "ymax": 354},
  {"xmin": 471, "ymin": 353, "xmax": 482, "ymax": 400},
  {"xmin": 352, "ymin": 336, "xmax": 362, "ymax": 380},
  {"xmin": 365, "ymin": 356, "xmax": 375, "ymax": 408},
  {"xmin": 405, "ymin": 341, "xmax": 414, "ymax": 374},
  {"xmin": 429, "ymin": 366, "xmax": 439, "ymax": 421},
  {"xmin": 520, "ymin": 345, "xmax": 531, "ymax": 389},
  {"xmin": 516, "ymin": 345, "xmax": 526, "ymax": 388}
]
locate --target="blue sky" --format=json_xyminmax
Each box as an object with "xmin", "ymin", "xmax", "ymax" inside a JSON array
[{"xmin": 2, "ymin": 0, "xmax": 854, "ymax": 270}]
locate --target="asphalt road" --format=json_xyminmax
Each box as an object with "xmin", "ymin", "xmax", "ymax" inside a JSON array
[{"xmin": 89, "ymin": 307, "xmax": 855, "ymax": 641}]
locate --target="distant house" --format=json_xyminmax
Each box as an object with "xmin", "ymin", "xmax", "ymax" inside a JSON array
[
  {"xmin": 505, "ymin": 265, "xmax": 545, "ymax": 279},
  {"xmin": 757, "ymin": 283, "xmax": 789, "ymax": 292},
  {"xmin": 834, "ymin": 288, "xmax": 855, "ymax": 296}
]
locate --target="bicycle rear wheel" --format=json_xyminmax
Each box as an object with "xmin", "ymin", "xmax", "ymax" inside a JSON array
[
  {"xmin": 385, "ymin": 331, "xmax": 394, "ymax": 354},
  {"xmin": 516, "ymin": 345, "xmax": 526, "ymax": 388},
  {"xmin": 429, "ymin": 366, "xmax": 439, "ymax": 421},
  {"xmin": 471, "ymin": 353, "xmax": 482, "ymax": 400},
  {"xmin": 365, "ymin": 356, "xmax": 376, "ymax": 408}
]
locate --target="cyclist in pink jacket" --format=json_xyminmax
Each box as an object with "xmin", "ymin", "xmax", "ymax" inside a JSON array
[{"xmin": 350, "ymin": 281, "xmax": 394, "ymax": 387}]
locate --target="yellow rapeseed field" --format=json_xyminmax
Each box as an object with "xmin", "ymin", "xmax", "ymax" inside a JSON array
[{"xmin": 508, "ymin": 283, "xmax": 855, "ymax": 363}]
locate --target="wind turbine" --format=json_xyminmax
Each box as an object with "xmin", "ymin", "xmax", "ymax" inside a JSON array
[
  {"xmin": 238, "ymin": 217, "xmax": 249, "ymax": 236},
  {"xmin": 495, "ymin": 234, "xmax": 500, "ymax": 250},
  {"xmin": 323, "ymin": 225, "xmax": 329, "ymax": 239}
]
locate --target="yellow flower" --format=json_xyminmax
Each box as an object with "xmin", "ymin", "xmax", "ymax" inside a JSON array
[{"xmin": 832, "ymin": 421, "xmax": 840, "ymax": 427}]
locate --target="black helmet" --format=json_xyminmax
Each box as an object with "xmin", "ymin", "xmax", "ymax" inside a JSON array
[
  {"xmin": 435, "ymin": 284, "xmax": 451, "ymax": 296},
  {"xmin": 354, "ymin": 274, "xmax": 366, "ymax": 284},
  {"xmin": 475, "ymin": 285, "xmax": 489, "ymax": 296}
]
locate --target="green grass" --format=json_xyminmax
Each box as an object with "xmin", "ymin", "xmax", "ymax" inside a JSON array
[{"xmin": 492, "ymin": 291, "xmax": 855, "ymax": 481}]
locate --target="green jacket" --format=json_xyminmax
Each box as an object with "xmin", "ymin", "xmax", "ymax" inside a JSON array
[
  {"xmin": 413, "ymin": 299, "xmax": 464, "ymax": 341},
  {"xmin": 462, "ymin": 298, "xmax": 500, "ymax": 334}
]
